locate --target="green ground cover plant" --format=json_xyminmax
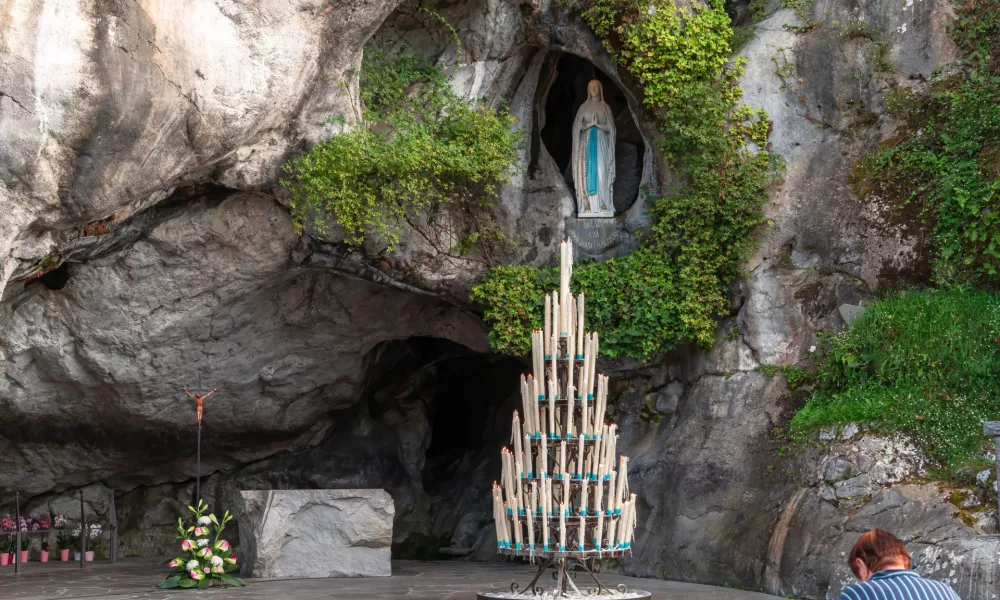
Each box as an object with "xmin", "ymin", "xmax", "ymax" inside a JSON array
[
  {"xmin": 473, "ymin": 0, "xmax": 781, "ymax": 357},
  {"xmin": 791, "ymin": 288, "xmax": 1000, "ymax": 471},
  {"xmin": 282, "ymin": 27, "xmax": 520, "ymax": 252}
]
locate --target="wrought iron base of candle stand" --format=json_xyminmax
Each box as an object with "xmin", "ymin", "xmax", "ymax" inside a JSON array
[{"xmin": 478, "ymin": 553, "xmax": 650, "ymax": 599}]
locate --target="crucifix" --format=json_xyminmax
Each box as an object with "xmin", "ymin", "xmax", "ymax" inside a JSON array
[{"xmin": 184, "ymin": 372, "xmax": 217, "ymax": 505}]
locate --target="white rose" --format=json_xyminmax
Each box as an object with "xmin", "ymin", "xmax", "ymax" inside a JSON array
[
  {"xmin": 198, "ymin": 516, "xmax": 212, "ymax": 525},
  {"xmin": 198, "ymin": 539, "xmax": 209, "ymax": 547},
  {"xmin": 809, "ymin": 345, "xmax": 817, "ymax": 353},
  {"xmin": 186, "ymin": 560, "xmax": 199, "ymax": 571},
  {"xmin": 211, "ymin": 555, "xmax": 224, "ymax": 566}
]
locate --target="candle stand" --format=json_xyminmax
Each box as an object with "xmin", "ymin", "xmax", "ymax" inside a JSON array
[{"xmin": 481, "ymin": 240, "xmax": 650, "ymax": 600}]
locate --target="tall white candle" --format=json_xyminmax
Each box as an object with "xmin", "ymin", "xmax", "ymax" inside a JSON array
[
  {"xmin": 559, "ymin": 242, "xmax": 569, "ymax": 334},
  {"xmin": 513, "ymin": 412, "xmax": 523, "ymax": 471},
  {"xmin": 579, "ymin": 471, "xmax": 588, "ymax": 515},
  {"xmin": 540, "ymin": 429, "xmax": 548, "ymax": 478},
  {"xmin": 595, "ymin": 506, "xmax": 604, "ymax": 551},
  {"xmin": 577, "ymin": 294, "xmax": 585, "ymax": 357},
  {"xmin": 493, "ymin": 484, "xmax": 502, "ymax": 546},
  {"xmin": 544, "ymin": 295, "xmax": 551, "ymax": 356},
  {"xmin": 562, "ymin": 472, "xmax": 570, "ymax": 511},
  {"xmin": 548, "ymin": 374, "xmax": 557, "ymax": 437},
  {"xmin": 532, "ymin": 377, "xmax": 542, "ymax": 437},
  {"xmin": 568, "ymin": 293, "xmax": 575, "ymax": 361},
  {"xmin": 594, "ymin": 464, "xmax": 603, "ymax": 515},
  {"xmin": 581, "ymin": 335, "xmax": 590, "ymax": 437},
  {"xmin": 614, "ymin": 456, "xmax": 628, "ymax": 514},
  {"xmin": 559, "ymin": 501, "xmax": 567, "ymax": 550},
  {"xmin": 527, "ymin": 483, "xmax": 536, "ymax": 548},
  {"xmin": 552, "ymin": 294, "xmax": 560, "ymax": 350},
  {"xmin": 576, "ymin": 427, "xmax": 585, "ymax": 479},
  {"xmin": 523, "ymin": 433, "xmax": 532, "ymax": 477},
  {"xmin": 541, "ymin": 480, "xmax": 549, "ymax": 549},
  {"xmin": 513, "ymin": 502, "xmax": 522, "ymax": 547},
  {"xmin": 579, "ymin": 513, "xmax": 585, "ymax": 550},
  {"xmin": 607, "ymin": 509, "xmax": 617, "ymax": 550},
  {"xmin": 606, "ymin": 470, "xmax": 616, "ymax": 517}
]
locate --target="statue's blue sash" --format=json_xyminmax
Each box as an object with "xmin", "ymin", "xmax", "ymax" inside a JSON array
[{"xmin": 585, "ymin": 126, "xmax": 599, "ymax": 196}]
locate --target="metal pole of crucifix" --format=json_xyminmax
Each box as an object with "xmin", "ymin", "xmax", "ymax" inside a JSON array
[
  {"xmin": 183, "ymin": 371, "xmax": 216, "ymax": 505},
  {"xmin": 984, "ymin": 421, "xmax": 1000, "ymax": 528}
]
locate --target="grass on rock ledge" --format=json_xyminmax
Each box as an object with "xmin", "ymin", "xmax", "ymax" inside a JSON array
[{"xmin": 791, "ymin": 288, "xmax": 1000, "ymax": 474}]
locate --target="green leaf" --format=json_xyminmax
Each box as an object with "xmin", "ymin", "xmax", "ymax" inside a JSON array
[
  {"xmin": 178, "ymin": 578, "xmax": 198, "ymax": 589},
  {"xmin": 219, "ymin": 573, "xmax": 249, "ymax": 587},
  {"xmin": 156, "ymin": 576, "xmax": 182, "ymax": 589}
]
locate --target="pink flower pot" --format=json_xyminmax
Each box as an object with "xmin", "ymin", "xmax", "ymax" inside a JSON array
[
  {"xmin": 85, "ymin": 550, "xmax": 94, "ymax": 562},
  {"xmin": 59, "ymin": 549, "xmax": 70, "ymax": 561},
  {"xmin": 19, "ymin": 550, "xmax": 29, "ymax": 563},
  {"xmin": 40, "ymin": 550, "xmax": 49, "ymax": 563},
  {"xmin": 0, "ymin": 553, "xmax": 10, "ymax": 566}
]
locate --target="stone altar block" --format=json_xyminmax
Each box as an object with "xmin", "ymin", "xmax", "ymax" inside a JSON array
[{"xmin": 234, "ymin": 489, "xmax": 394, "ymax": 578}]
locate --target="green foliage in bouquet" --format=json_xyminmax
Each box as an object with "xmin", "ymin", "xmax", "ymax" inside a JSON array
[{"xmin": 157, "ymin": 500, "xmax": 246, "ymax": 590}]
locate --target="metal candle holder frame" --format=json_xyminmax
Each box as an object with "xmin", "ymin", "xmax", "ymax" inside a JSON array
[{"xmin": 486, "ymin": 240, "xmax": 647, "ymax": 599}]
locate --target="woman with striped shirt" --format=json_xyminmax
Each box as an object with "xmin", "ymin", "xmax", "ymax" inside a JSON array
[{"xmin": 839, "ymin": 529, "xmax": 960, "ymax": 600}]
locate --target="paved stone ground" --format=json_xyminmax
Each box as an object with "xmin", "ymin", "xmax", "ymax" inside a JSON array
[{"xmin": 0, "ymin": 559, "xmax": 781, "ymax": 599}]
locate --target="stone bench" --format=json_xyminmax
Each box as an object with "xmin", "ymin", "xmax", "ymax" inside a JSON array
[{"xmin": 234, "ymin": 489, "xmax": 393, "ymax": 578}]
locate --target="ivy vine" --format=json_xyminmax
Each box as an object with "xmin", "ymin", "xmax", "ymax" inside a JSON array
[{"xmin": 473, "ymin": 0, "xmax": 782, "ymax": 358}]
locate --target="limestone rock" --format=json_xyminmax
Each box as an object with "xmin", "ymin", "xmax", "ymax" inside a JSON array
[
  {"xmin": 823, "ymin": 459, "xmax": 855, "ymax": 483},
  {"xmin": 234, "ymin": 489, "xmax": 393, "ymax": 578}
]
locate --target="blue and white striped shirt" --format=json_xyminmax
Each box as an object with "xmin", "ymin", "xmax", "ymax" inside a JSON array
[{"xmin": 839, "ymin": 569, "xmax": 961, "ymax": 600}]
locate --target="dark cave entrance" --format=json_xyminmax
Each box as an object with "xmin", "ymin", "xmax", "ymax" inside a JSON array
[
  {"xmin": 539, "ymin": 53, "xmax": 645, "ymax": 215},
  {"xmin": 366, "ymin": 337, "xmax": 522, "ymax": 485},
  {"xmin": 363, "ymin": 336, "xmax": 523, "ymax": 556}
]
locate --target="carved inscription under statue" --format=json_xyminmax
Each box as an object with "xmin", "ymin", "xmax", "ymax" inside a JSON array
[
  {"xmin": 571, "ymin": 80, "xmax": 616, "ymax": 218},
  {"xmin": 566, "ymin": 218, "xmax": 623, "ymax": 257}
]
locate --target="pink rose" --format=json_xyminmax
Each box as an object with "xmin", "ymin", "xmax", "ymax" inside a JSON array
[
  {"xmin": 197, "ymin": 547, "xmax": 213, "ymax": 558},
  {"xmin": 203, "ymin": 567, "xmax": 210, "ymax": 573},
  {"xmin": 214, "ymin": 539, "xmax": 230, "ymax": 551},
  {"xmin": 193, "ymin": 527, "xmax": 209, "ymax": 537},
  {"xmin": 181, "ymin": 539, "xmax": 196, "ymax": 551},
  {"xmin": 168, "ymin": 558, "xmax": 183, "ymax": 568},
  {"xmin": 189, "ymin": 570, "xmax": 205, "ymax": 580},
  {"xmin": 225, "ymin": 556, "xmax": 237, "ymax": 565}
]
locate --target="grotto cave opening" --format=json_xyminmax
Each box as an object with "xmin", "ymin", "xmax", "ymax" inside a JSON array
[{"xmin": 539, "ymin": 53, "xmax": 645, "ymax": 215}]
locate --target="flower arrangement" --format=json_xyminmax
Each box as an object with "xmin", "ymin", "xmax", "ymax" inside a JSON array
[
  {"xmin": 157, "ymin": 499, "xmax": 245, "ymax": 589},
  {"xmin": 1, "ymin": 514, "xmax": 13, "ymax": 555},
  {"xmin": 53, "ymin": 514, "xmax": 66, "ymax": 529}
]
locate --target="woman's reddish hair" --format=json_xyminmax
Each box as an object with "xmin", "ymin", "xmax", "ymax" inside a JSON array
[{"xmin": 848, "ymin": 529, "xmax": 911, "ymax": 577}]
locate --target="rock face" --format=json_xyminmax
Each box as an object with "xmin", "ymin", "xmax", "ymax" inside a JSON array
[
  {"xmin": 234, "ymin": 489, "xmax": 393, "ymax": 578},
  {"xmin": 0, "ymin": 0, "xmax": 993, "ymax": 598}
]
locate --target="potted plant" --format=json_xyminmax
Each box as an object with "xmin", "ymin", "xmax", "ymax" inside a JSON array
[
  {"xmin": 71, "ymin": 528, "xmax": 82, "ymax": 561},
  {"xmin": 86, "ymin": 523, "xmax": 101, "ymax": 562},
  {"xmin": 40, "ymin": 541, "xmax": 49, "ymax": 563},
  {"xmin": 157, "ymin": 499, "xmax": 246, "ymax": 589},
  {"xmin": 56, "ymin": 530, "xmax": 72, "ymax": 561},
  {"xmin": 18, "ymin": 516, "xmax": 31, "ymax": 563},
  {"xmin": 1, "ymin": 514, "xmax": 12, "ymax": 565}
]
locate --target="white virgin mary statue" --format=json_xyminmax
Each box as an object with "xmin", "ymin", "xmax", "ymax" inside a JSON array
[{"xmin": 571, "ymin": 79, "xmax": 616, "ymax": 218}]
